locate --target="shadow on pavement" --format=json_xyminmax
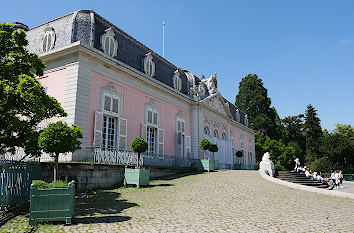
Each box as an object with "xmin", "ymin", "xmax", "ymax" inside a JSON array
[{"xmin": 74, "ymin": 190, "xmax": 137, "ymax": 224}]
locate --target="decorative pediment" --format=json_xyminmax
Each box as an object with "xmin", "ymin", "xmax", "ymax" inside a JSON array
[{"xmin": 200, "ymin": 94, "xmax": 231, "ymax": 117}]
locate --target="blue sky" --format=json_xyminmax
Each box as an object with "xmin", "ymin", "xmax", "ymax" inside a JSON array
[{"xmin": 1, "ymin": 0, "xmax": 353, "ymax": 130}]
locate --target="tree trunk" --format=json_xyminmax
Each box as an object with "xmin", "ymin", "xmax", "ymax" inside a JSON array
[
  {"xmin": 54, "ymin": 153, "xmax": 59, "ymax": 181},
  {"xmin": 137, "ymin": 152, "xmax": 140, "ymax": 168}
]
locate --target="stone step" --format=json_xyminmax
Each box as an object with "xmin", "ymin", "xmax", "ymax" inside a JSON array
[{"xmin": 275, "ymin": 171, "xmax": 328, "ymax": 189}]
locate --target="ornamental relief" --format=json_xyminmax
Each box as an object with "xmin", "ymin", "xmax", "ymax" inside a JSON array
[{"xmin": 203, "ymin": 96, "xmax": 227, "ymax": 116}]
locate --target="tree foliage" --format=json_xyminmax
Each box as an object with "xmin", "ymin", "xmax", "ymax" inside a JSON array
[
  {"xmin": 0, "ymin": 23, "xmax": 66, "ymax": 156},
  {"xmin": 199, "ymin": 138, "xmax": 211, "ymax": 159},
  {"xmin": 304, "ymin": 104, "xmax": 322, "ymax": 163},
  {"xmin": 130, "ymin": 137, "xmax": 148, "ymax": 167},
  {"xmin": 256, "ymin": 136, "xmax": 296, "ymax": 171},
  {"xmin": 235, "ymin": 74, "xmax": 280, "ymax": 140},
  {"xmin": 38, "ymin": 121, "xmax": 82, "ymax": 181},
  {"xmin": 209, "ymin": 144, "xmax": 218, "ymax": 153}
]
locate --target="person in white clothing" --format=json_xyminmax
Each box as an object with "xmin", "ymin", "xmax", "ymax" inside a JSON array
[
  {"xmin": 294, "ymin": 158, "xmax": 300, "ymax": 171},
  {"xmin": 335, "ymin": 171, "xmax": 340, "ymax": 189}
]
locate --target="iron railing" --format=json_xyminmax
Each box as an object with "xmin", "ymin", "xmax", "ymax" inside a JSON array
[
  {"xmin": 0, "ymin": 160, "xmax": 41, "ymax": 212},
  {"xmin": 91, "ymin": 147, "xmax": 196, "ymax": 169}
]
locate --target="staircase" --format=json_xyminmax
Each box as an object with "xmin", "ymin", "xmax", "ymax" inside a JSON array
[{"xmin": 275, "ymin": 171, "xmax": 329, "ymax": 189}]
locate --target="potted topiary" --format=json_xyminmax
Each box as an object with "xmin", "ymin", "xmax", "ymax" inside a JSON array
[
  {"xmin": 29, "ymin": 180, "xmax": 75, "ymax": 225},
  {"xmin": 234, "ymin": 150, "xmax": 244, "ymax": 170},
  {"xmin": 197, "ymin": 138, "xmax": 215, "ymax": 171},
  {"xmin": 124, "ymin": 137, "xmax": 149, "ymax": 188},
  {"xmin": 209, "ymin": 144, "xmax": 219, "ymax": 170},
  {"xmin": 30, "ymin": 121, "xmax": 82, "ymax": 225}
]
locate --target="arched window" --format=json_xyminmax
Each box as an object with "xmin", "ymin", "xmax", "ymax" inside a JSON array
[
  {"xmin": 42, "ymin": 28, "xmax": 56, "ymax": 53},
  {"xmin": 101, "ymin": 27, "xmax": 118, "ymax": 57},
  {"xmin": 143, "ymin": 52, "xmax": 155, "ymax": 77},
  {"xmin": 173, "ymin": 70, "xmax": 182, "ymax": 91},
  {"xmin": 204, "ymin": 126, "xmax": 210, "ymax": 136},
  {"xmin": 240, "ymin": 135, "xmax": 244, "ymax": 149},
  {"xmin": 221, "ymin": 132, "xmax": 227, "ymax": 140},
  {"xmin": 214, "ymin": 129, "xmax": 219, "ymax": 138}
]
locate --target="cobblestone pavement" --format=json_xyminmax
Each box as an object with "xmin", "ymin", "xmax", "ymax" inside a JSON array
[{"xmin": 2, "ymin": 170, "xmax": 354, "ymax": 232}]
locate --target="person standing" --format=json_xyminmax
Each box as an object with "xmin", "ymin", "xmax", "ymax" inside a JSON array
[
  {"xmin": 339, "ymin": 170, "xmax": 344, "ymax": 188},
  {"xmin": 330, "ymin": 170, "xmax": 335, "ymax": 189},
  {"xmin": 294, "ymin": 158, "xmax": 300, "ymax": 172}
]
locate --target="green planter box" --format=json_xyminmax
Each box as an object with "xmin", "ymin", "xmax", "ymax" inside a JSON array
[
  {"xmin": 234, "ymin": 164, "xmax": 242, "ymax": 170},
  {"xmin": 197, "ymin": 159, "xmax": 215, "ymax": 171},
  {"xmin": 124, "ymin": 167, "xmax": 150, "ymax": 188},
  {"xmin": 29, "ymin": 180, "xmax": 75, "ymax": 225}
]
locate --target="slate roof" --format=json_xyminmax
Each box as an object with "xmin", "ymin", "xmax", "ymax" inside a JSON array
[{"xmin": 25, "ymin": 9, "xmax": 248, "ymax": 127}]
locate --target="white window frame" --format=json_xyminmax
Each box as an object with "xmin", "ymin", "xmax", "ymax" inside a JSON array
[
  {"xmin": 176, "ymin": 111, "xmax": 186, "ymax": 158},
  {"xmin": 143, "ymin": 52, "xmax": 155, "ymax": 77},
  {"xmin": 214, "ymin": 129, "xmax": 219, "ymax": 139},
  {"xmin": 42, "ymin": 28, "xmax": 56, "ymax": 53},
  {"xmin": 173, "ymin": 70, "xmax": 182, "ymax": 91},
  {"xmin": 100, "ymin": 27, "xmax": 118, "ymax": 57},
  {"xmin": 221, "ymin": 132, "xmax": 227, "ymax": 140},
  {"xmin": 144, "ymin": 100, "xmax": 163, "ymax": 157}
]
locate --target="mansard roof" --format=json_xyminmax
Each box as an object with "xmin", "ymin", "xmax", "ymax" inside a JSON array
[{"xmin": 25, "ymin": 9, "xmax": 249, "ymax": 127}]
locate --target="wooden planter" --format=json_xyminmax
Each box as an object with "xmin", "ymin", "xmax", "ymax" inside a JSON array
[
  {"xmin": 197, "ymin": 159, "xmax": 216, "ymax": 172},
  {"xmin": 29, "ymin": 181, "xmax": 75, "ymax": 225},
  {"xmin": 124, "ymin": 167, "xmax": 150, "ymax": 188}
]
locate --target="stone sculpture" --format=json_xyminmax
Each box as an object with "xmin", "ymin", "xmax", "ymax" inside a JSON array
[{"xmin": 259, "ymin": 152, "xmax": 274, "ymax": 177}]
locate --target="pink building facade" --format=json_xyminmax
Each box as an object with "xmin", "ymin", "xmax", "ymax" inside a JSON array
[{"xmin": 25, "ymin": 10, "xmax": 255, "ymax": 169}]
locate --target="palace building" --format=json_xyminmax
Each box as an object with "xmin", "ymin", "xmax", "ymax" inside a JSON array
[{"xmin": 24, "ymin": 10, "xmax": 255, "ymax": 169}]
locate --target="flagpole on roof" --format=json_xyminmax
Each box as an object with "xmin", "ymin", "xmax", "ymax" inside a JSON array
[{"xmin": 162, "ymin": 20, "xmax": 165, "ymax": 58}]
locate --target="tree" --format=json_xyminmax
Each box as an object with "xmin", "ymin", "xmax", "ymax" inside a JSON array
[
  {"xmin": 281, "ymin": 114, "xmax": 306, "ymax": 163},
  {"xmin": 317, "ymin": 124, "xmax": 354, "ymax": 173},
  {"xmin": 0, "ymin": 23, "xmax": 66, "ymax": 157},
  {"xmin": 304, "ymin": 104, "xmax": 322, "ymax": 163},
  {"xmin": 130, "ymin": 137, "xmax": 148, "ymax": 167},
  {"xmin": 235, "ymin": 74, "xmax": 280, "ymax": 140},
  {"xmin": 38, "ymin": 121, "xmax": 82, "ymax": 181},
  {"xmin": 257, "ymin": 136, "xmax": 296, "ymax": 171},
  {"xmin": 209, "ymin": 144, "xmax": 218, "ymax": 160},
  {"xmin": 199, "ymin": 138, "xmax": 211, "ymax": 159}
]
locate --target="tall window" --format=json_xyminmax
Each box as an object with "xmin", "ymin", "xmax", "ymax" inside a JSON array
[
  {"xmin": 176, "ymin": 112, "xmax": 186, "ymax": 157},
  {"xmin": 214, "ymin": 129, "xmax": 219, "ymax": 138},
  {"xmin": 221, "ymin": 132, "xmax": 227, "ymax": 140},
  {"xmin": 240, "ymin": 135, "xmax": 244, "ymax": 149},
  {"xmin": 147, "ymin": 127, "xmax": 156, "ymax": 154},
  {"xmin": 204, "ymin": 126, "xmax": 210, "ymax": 136},
  {"xmin": 102, "ymin": 116, "xmax": 116, "ymax": 149}
]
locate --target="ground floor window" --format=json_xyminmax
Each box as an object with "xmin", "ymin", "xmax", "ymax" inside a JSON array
[
  {"xmin": 102, "ymin": 115, "xmax": 117, "ymax": 149},
  {"xmin": 147, "ymin": 127, "xmax": 156, "ymax": 154}
]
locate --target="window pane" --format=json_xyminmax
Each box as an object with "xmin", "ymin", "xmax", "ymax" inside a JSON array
[
  {"xmin": 148, "ymin": 111, "xmax": 152, "ymax": 123},
  {"xmin": 104, "ymin": 96, "xmax": 111, "ymax": 111},
  {"xmin": 109, "ymin": 38, "xmax": 114, "ymax": 56},
  {"xmin": 112, "ymin": 98, "xmax": 119, "ymax": 113},
  {"xmin": 105, "ymin": 37, "xmax": 110, "ymax": 55},
  {"xmin": 153, "ymin": 112, "xmax": 157, "ymax": 125},
  {"xmin": 181, "ymin": 122, "xmax": 185, "ymax": 132},
  {"xmin": 177, "ymin": 121, "xmax": 181, "ymax": 131},
  {"xmin": 43, "ymin": 34, "xmax": 48, "ymax": 52}
]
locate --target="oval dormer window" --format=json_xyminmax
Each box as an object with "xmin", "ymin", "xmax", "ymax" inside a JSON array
[
  {"xmin": 101, "ymin": 27, "xmax": 118, "ymax": 58},
  {"xmin": 143, "ymin": 52, "xmax": 155, "ymax": 77},
  {"xmin": 172, "ymin": 70, "xmax": 182, "ymax": 91},
  {"xmin": 42, "ymin": 28, "xmax": 56, "ymax": 53}
]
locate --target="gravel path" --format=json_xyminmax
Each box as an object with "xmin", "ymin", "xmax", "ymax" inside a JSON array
[{"xmin": 1, "ymin": 170, "xmax": 353, "ymax": 232}]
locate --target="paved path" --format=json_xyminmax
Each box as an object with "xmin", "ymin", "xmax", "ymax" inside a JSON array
[{"xmin": 2, "ymin": 170, "xmax": 354, "ymax": 232}]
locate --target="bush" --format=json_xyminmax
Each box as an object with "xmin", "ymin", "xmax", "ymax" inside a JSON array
[
  {"xmin": 32, "ymin": 180, "xmax": 68, "ymax": 189},
  {"xmin": 130, "ymin": 137, "xmax": 148, "ymax": 154},
  {"xmin": 209, "ymin": 144, "xmax": 218, "ymax": 153},
  {"xmin": 199, "ymin": 138, "xmax": 211, "ymax": 151},
  {"xmin": 236, "ymin": 150, "xmax": 243, "ymax": 157}
]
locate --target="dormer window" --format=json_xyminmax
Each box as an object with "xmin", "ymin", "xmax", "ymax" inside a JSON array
[
  {"xmin": 172, "ymin": 70, "xmax": 182, "ymax": 91},
  {"xmin": 143, "ymin": 52, "xmax": 155, "ymax": 76},
  {"xmin": 101, "ymin": 27, "xmax": 118, "ymax": 57},
  {"xmin": 42, "ymin": 28, "xmax": 56, "ymax": 53}
]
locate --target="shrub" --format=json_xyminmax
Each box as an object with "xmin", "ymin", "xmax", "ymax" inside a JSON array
[
  {"xmin": 32, "ymin": 180, "xmax": 68, "ymax": 189},
  {"xmin": 130, "ymin": 137, "xmax": 148, "ymax": 167},
  {"xmin": 236, "ymin": 150, "xmax": 244, "ymax": 157},
  {"xmin": 209, "ymin": 144, "xmax": 218, "ymax": 153},
  {"xmin": 199, "ymin": 138, "xmax": 211, "ymax": 159}
]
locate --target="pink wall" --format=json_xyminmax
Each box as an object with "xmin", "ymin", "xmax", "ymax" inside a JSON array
[
  {"xmin": 37, "ymin": 68, "xmax": 66, "ymax": 125},
  {"xmin": 38, "ymin": 68, "xmax": 66, "ymax": 107},
  {"xmin": 87, "ymin": 71, "xmax": 190, "ymax": 156}
]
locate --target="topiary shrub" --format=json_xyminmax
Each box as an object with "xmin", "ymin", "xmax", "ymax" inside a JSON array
[
  {"xmin": 209, "ymin": 144, "xmax": 218, "ymax": 160},
  {"xmin": 38, "ymin": 121, "xmax": 83, "ymax": 181},
  {"xmin": 236, "ymin": 150, "xmax": 244, "ymax": 158},
  {"xmin": 130, "ymin": 137, "xmax": 148, "ymax": 167},
  {"xmin": 199, "ymin": 138, "xmax": 211, "ymax": 159}
]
